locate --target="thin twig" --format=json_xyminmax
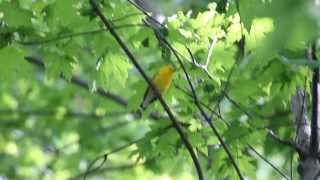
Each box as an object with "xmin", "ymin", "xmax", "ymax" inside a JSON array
[
  {"xmin": 89, "ymin": 1, "xmax": 204, "ymax": 179},
  {"xmin": 249, "ymin": 145, "xmax": 290, "ymax": 180},
  {"xmin": 268, "ymin": 130, "xmax": 299, "ymax": 151},
  {"xmin": 205, "ymin": 37, "xmax": 218, "ymax": 67}
]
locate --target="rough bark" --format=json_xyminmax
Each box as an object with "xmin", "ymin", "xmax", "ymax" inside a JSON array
[
  {"xmin": 292, "ymin": 90, "xmax": 320, "ymax": 180},
  {"xmin": 292, "ymin": 41, "xmax": 320, "ymax": 179}
]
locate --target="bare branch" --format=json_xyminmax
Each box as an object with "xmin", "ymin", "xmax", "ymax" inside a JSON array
[{"xmin": 205, "ymin": 37, "xmax": 217, "ymax": 67}]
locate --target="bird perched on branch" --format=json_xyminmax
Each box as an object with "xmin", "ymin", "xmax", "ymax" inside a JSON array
[{"xmin": 140, "ymin": 65, "xmax": 175, "ymax": 109}]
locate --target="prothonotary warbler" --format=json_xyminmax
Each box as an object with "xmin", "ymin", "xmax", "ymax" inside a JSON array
[{"xmin": 140, "ymin": 65, "xmax": 175, "ymax": 109}]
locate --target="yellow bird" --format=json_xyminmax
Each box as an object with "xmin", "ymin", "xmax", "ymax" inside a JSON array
[{"xmin": 140, "ymin": 65, "xmax": 175, "ymax": 109}]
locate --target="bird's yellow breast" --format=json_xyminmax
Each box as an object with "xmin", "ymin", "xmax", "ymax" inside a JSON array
[{"xmin": 152, "ymin": 65, "xmax": 175, "ymax": 93}]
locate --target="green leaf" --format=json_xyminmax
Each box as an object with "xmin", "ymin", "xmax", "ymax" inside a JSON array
[
  {"xmin": 239, "ymin": 0, "xmax": 262, "ymax": 31},
  {"xmin": 209, "ymin": 41, "xmax": 236, "ymax": 74},
  {"xmin": 99, "ymin": 54, "xmax": 132, "ymax": 88},
  {"xmin": 46, "ymin": 0, "xmax": 89, "ymax": 29},
  {"xmin": 44, "ymin": 53, "xmax": 75, "ymax": 81},
  {"xmin": 246, "ymin": 18, "xmax": 274, "ymax": 51},
  {"xmin": 0, "ymin": 45, "xmax": 31, "ymax": 80},
  {"xmin": 0, "ymin": 1, "xmax": 33, "ymax": 28}
]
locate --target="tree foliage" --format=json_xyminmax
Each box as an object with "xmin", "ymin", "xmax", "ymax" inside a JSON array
[{"xmin": 0, "ymin": 0, "xmax": 319, "ymax": 179}]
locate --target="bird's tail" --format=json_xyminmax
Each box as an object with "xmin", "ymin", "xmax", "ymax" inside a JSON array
[
  {"xmin": 139, "ymin": 100, "xmax": 148, "ymax": 110},
  {"xmin": 140, "ymin": 92, "xmax": 157, "ymax": 110}
]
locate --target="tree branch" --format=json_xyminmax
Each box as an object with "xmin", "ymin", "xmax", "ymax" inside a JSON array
[
  {"xmin": 88, "ymin": 1, "xmax": 204, "ymax": 179},
  {"xmin": 268, "ymin": 130, "xmax": 299, "ymax": 151}
]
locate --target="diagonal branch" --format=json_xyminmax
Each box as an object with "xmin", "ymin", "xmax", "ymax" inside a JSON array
[
  {"xmin": 88, "ymin": 0, "xmax": 204, "ymax": 179},
  {"xmin": 268, "ymin": 130, "xmax": 300, "ymax": 154},
  {"xmin": 248, "ymin": 145, "xmax": 290, "ymax": 180}
]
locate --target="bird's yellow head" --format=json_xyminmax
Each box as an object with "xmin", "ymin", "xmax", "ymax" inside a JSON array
[{"xmin": 159, "ymin": 64, "xmax": 175, "ymax": 76}]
